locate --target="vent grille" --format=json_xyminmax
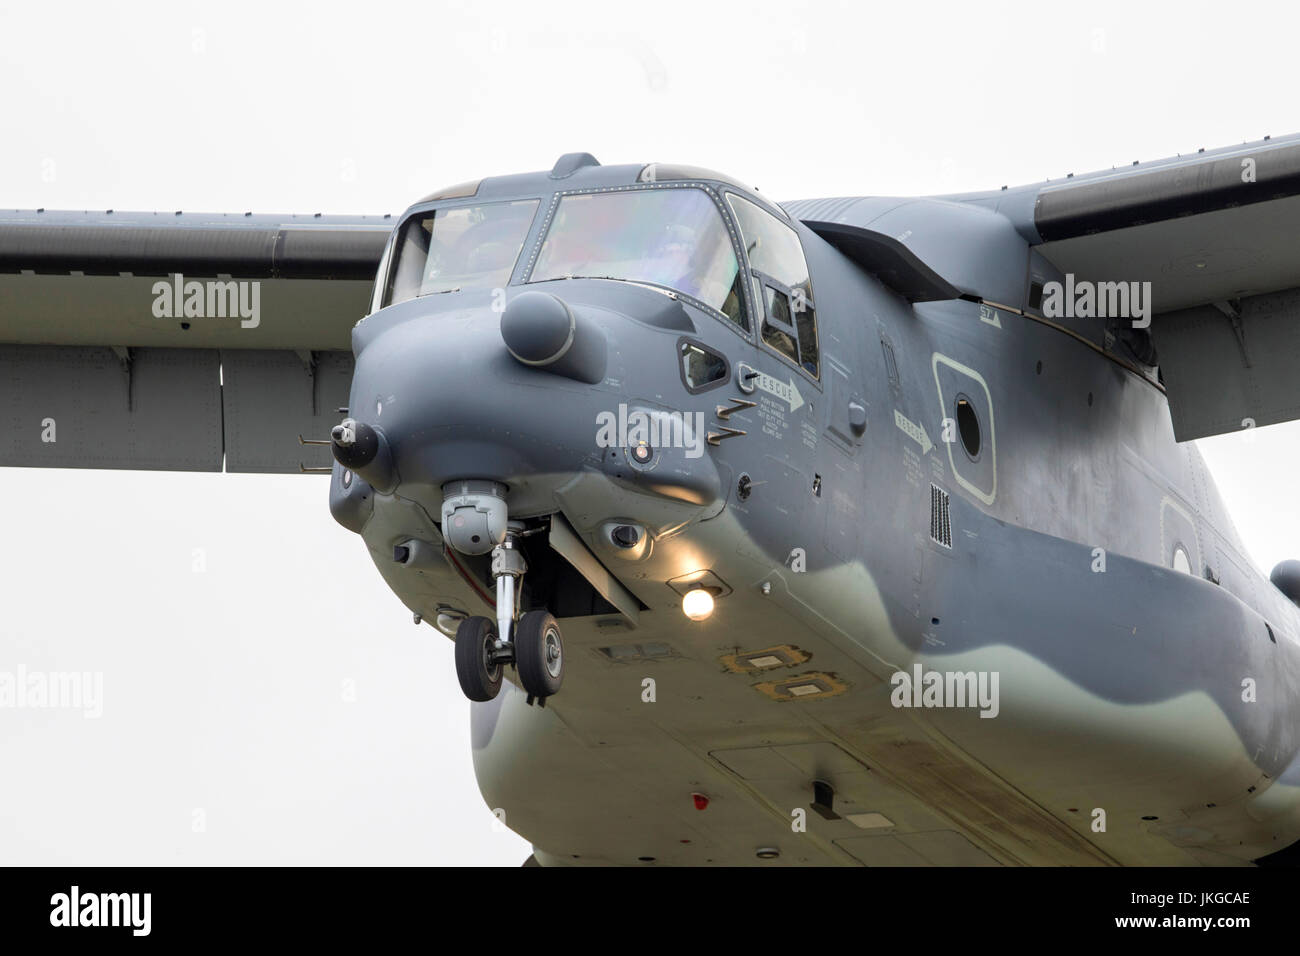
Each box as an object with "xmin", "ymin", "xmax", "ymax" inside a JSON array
[{"xmin": 930, "ymin": 484, "xmax": 951, "ymax": 548}]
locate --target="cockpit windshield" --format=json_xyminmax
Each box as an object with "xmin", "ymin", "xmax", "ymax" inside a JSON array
[
  {"xmin": 384, "ymin": 199, "xmax": 539, "ymax": 307},
  {"xmin": 529, "ymin": 188, "xmax": 745, "ymax": 328}
]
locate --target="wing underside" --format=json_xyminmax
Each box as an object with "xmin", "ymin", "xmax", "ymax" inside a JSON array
[
  {"xmin": 1029, "ymin": 135, "xmax": 1300, "ymax": 440},
  {"xmin": 0, "ymin": 210, "xmax": 391, "ymax": 472}
]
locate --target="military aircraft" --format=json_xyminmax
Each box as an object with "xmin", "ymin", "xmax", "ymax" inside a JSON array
[{"xmin": 3, "ymin": 136, "xmax": 1300, "ymax": 867}]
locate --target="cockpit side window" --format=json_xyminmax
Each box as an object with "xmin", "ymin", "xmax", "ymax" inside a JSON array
[
  {"xmin": 727, "ymin": 193, "xmax": 819, "ymax": 379},
  {"xmin": 384, "ymin": 199, "xmax": 539, "ymax": 307}
]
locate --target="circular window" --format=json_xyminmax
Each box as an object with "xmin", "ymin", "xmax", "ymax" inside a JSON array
[
  {"xmin": 1173, "ymin": 546, "xmax": 1192, "ymax": 574},
  {"xmin": 955, "ymin": 395, "xmax": 981, "ymax": 460}
]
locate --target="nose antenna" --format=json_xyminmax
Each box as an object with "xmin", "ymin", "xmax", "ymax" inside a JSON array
[{"xmin": 328, "ymin": 417, "xmax": 395, "ymax": 491}]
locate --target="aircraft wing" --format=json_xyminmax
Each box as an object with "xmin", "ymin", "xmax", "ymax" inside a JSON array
[
  {"xmin": 0, "ymin": 209, "xmax": 392, "ymax": 472},
  {"xmin": 1018, "ymin": 133, "xmax": 1300, "ymax": 441},
  {"xmin": 787, "ymin": 132, "xmax": 1300, "ymax": 442}
]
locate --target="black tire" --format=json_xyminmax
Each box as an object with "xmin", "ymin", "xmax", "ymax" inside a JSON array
[
  {"xmin": 516, "ymin": 610, "xmax": 563, "ymax": 699},
  {"xmin": 455, "ymin": 616, "xmax": 502, "ymax": 702}
]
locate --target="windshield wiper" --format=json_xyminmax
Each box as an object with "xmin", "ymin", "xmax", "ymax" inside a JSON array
[
  {"xmin": 538, "ymin": 274, "xmax": 624, "ymax": 282},
  {"xmin": 535, "ymin": 275, "xmax": 680, "ymax": 299}
]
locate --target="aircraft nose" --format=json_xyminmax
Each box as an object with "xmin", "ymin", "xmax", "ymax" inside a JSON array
[
  {"xmin": 336, "ymin": 298, "xmax": 723, "ymax": 518},
  {"xmin": 499, "ymin": 290, "xmax": 606, "ymax": 384}
]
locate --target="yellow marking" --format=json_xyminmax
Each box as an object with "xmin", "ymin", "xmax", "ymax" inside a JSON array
[
  {"xmin": 754, "ymin": 671, "xmax": 849, "ymax": 701},
  {"xmin": 720, "ymin": 644, "xmax": 811, "ymax": 674}
]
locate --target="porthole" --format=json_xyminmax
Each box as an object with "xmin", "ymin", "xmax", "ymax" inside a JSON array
[{"xmin": 955, "ymin": 394, "xmax": 981, "ymax": 461}]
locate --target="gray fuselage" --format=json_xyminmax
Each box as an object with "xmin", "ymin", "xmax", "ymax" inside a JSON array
[{"xmin": 330, "ymin": 161, "xmax": 1300, "ymax": 866}]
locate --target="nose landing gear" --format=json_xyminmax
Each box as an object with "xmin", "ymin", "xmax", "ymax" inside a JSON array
[
  {"xmin": 515, "ymin": 609, "xmax": 564, "ymax": 700},
  {"xmin": 452, "ymin": 523, "xmax": 565, "ymax": 704},
  {"xmin": 454, "ymin": 615, "xmax": 503, "ymax": 702}
]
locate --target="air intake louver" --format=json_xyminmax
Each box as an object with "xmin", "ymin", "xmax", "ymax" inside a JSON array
[{"xmin": 930, "ymin": 484, "xmax": 951, "ymax": 548}]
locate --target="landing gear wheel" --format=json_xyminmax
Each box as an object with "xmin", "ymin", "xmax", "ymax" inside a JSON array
[
  {"xmin": 455, "ymin": 616, "xmax": 502, "ymax": 702},
  {"xmin": 515, "ymin": 610, "xmax": 564, "ymax": 699}
]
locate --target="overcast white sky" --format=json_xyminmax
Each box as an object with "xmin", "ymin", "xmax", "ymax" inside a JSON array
[{"xmin": 2, "ymin": 0, "xmax": 1298, "ymax": 865}]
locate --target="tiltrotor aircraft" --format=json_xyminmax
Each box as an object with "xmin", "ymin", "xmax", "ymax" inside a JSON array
[{"xmin": 4, "ymin": 136, "xmax": 1300, "ymax": 867}]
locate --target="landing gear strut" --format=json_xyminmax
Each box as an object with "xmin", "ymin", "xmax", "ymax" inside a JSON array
[{"xmin": 452, "ymin": 523, "xmax": 564, "ymax": 704}]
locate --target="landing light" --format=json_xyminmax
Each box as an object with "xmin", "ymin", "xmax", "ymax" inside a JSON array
[{"xmin": 682, "ymin": 588, "xmax": 715, "ymax": 621}]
